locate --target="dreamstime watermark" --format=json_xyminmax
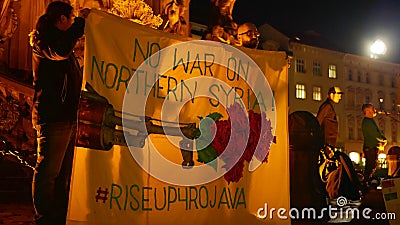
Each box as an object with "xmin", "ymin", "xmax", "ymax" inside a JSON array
[
  {"xmin": 257, "ymin": 196, "xmax": 396, "ymax": 220},
  {"xmin": 122, "ymin": 40, "xmax": 276, "ymax": 186}
]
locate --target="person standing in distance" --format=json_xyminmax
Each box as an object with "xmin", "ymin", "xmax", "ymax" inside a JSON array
[
  {"xmin": 29, "ymin": 2, "xmax": 90, "ymax": 225},
  {"xmin": 361, "ymin": 103, "xmax": 387, "ymax": 187},
  {"xmin": 317, "ymin": 86, "xmax": 343, "ymax": 149},
  {"xmin": 237, "ymin": 22, "xmax": 260, "ymax": 49}
]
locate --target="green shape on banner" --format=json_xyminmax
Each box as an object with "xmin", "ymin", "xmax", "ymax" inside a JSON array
[{"xmin": 195, "ymin": 112, "xmax": 223, "ymax": 170}]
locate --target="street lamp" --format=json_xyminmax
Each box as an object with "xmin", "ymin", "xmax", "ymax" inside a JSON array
[
  {"xmin": 370, "ymin": 39, "xmax": 387, "ymax": 59},
  {"xmin": 379, "ymin": 98, "xmax": 384, "ymax": 113}
]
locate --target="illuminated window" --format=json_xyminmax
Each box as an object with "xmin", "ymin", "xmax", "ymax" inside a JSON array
[
  {"xmin": 312, "ymin": 86, "xmax": 321, "ymax": 101},
  {"xmin": 313, "ymin": 61, "xmax": 321, "ymax": 76},
  {"xmin": 296, "ymin": 84, "xmax": 306, "ymax": 99},
  {"xmin": 296, "ymin": 59, "xmax": 305, "ymax": 73},
  {"xmin": 328, "ymin": 64, "xmax": 337, "ymax": 78}
]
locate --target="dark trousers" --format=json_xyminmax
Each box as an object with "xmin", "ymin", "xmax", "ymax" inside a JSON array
[
  {"xmin": 32, "ymin": 121, "xmax": 77, "ymax": 225},
  {"xmin": 363, "ymin": 146, "xmax": 379, "ymax": 182}
]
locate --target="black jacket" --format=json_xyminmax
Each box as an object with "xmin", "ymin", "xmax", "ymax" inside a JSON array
[
  {"xmin": 316, "ymin": 98, "xmax": 338, "ymax": 146},
  {"xmin": 31, "ymin": 17, "xmax": 85, "ymax": 126}
]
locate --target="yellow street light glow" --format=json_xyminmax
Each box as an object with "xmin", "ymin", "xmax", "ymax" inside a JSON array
[
  {"xmin": 378, "ymin": 153, "xmax": 386, "ymax": 159},
  {"xmin": 370, "ymin": 39, "xmax": 387, "ymax": 55},
  {"xmin": 349, "ymin": 152, "xmax": 361, "ymax": 164}
]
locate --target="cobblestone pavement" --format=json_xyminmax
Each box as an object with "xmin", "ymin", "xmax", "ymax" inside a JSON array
[
  {"xmin": 0, "ymin": 147, "xmax": 394, "ymax": 225},
  {"xmin": 0, "ymin": 202, "xmax": 34, "ymax": 225},
  {"xmin": 0, "ymin": 158, "xmax": 35, "ymax": 225},
  {"xmin": 0, "ymin": 189, "xmax": 392, "ymax": 225}
]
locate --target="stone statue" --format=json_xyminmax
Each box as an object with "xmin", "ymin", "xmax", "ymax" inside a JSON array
[
  {"xmin": 205, "ymin": 0, "xmax": 260, "ymax": 49},
  {"xmin": 209, "ymin": 0, "xmax": 236, "ymax": 27},
  {"xmin": 159, "ymin": 0, "xmax": 187, "ymax": 35}
]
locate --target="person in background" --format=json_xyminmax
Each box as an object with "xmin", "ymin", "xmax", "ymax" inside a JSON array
[
  {"xmin": 29, "ymin": 1, "xmax": 90, "ymax": 224},
  {"xmin": 361, "ymin": 103, "xmax": 387, "ymax": 188},
  {"xmin": 317, "ymin": 86, "xmax": 343, "ymax": 149},
  {"xmin": 237, "ymin": 22, "xmax": 260, "ymax": 49}
]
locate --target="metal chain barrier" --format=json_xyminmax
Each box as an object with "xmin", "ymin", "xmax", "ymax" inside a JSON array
[{"xmin": 0, "ymin": 136, "xmax": 36, "ymax": 170}]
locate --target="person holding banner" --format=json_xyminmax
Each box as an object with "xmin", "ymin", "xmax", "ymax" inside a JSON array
[{"xmin": 29, "ymin": 1, "xmax": 90, "ymax": 225}]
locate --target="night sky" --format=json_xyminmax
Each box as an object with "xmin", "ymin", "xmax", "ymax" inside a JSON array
[{"xmin": 190, "ymin": 0, "xmax": 400, "ymax": 63}]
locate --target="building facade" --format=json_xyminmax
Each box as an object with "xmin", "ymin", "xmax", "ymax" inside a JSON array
[
  {"xmin": 343, "ymin": 54, "xmax": 400, "ymax": 154},
  {"xmin": 288, "ymin": 41, "xmax": 345, "ymax": 148},
  {"xmin": 287, "ymin": 35, "xmax": 400, "ymax": 156},
  {"xmin": 258, "ymin": 23, "xmax": 400, "ymax": 157}
]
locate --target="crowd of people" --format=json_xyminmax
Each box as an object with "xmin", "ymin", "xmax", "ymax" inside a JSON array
[
  {"xmin": 23, "ymin": 1, "xmax": 394, "ymax": 224},
  {"xmin": 317, "ymin": 85, "xmax": 388, "ymax": 199},
  {"xmin": 26, "ymin": 1, "xmax": 266, "ymax": 224}
]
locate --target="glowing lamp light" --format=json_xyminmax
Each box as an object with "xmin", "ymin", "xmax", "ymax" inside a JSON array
[
  {"xmin": 349, "ymin": 152, "xmax": 361, "ymax": 164},
  {"xmin": 378, "ymin": 153, "xmax": 387, "ymax": 169},
  {"xmin": 378, "ymin": 153, "xmax": 386, "ymax": 160},
  {"xmin": 370, "ymin": 39, "xmax": 387, "ymax": 59}
]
